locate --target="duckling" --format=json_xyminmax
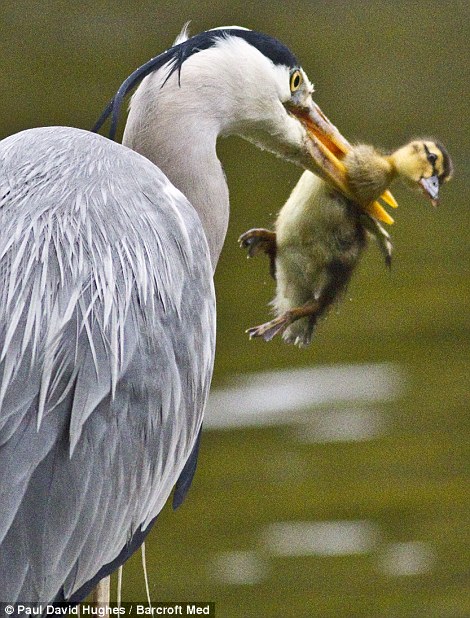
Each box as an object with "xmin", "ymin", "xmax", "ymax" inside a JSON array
[
  {"xmin": 345, "ymin": 139, "xmax": 453, "ymax": 208},
  {"xmin": 240, "ymin": 139, "xmax": 452, "ymax": 346}
]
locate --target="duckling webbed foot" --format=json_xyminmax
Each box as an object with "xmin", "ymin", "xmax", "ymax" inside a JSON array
[
  {"xmin": 247, "ymin": 314, "xmax": 291, "ymax": 342},
  {"xmin": 239, "ymin": 228, "xmax": 277, "ymax": 279},
  {"xmin": 247, "ymin": 300, "xmax": 320, "ymax": 344}
]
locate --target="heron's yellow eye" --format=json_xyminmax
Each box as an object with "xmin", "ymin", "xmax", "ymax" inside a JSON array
[{"xmin": 290, "ymin": 70, "xmax": 302, "ymax": 93}]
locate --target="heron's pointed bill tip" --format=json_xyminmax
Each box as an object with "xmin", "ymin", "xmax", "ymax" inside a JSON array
[
  {"xmin": 381, "ymin": 190, "xmax": 399, "ymax": 209},
  {"xmin": 364, "ymin": 201, "xmax": 395, "ymax": 225},
  {"xmin": 289, "ymin": 102, "xmax": 396, "ymax": 225}
]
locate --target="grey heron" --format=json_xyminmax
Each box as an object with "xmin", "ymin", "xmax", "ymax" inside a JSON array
[{"xmin": 0, "ymin": 26, "xmax": 353, "ymax": 602}]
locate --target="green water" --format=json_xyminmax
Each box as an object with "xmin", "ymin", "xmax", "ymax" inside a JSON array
[{"xmin": 1, "ymin": 1, "xmax": 469, "ymax": 615}]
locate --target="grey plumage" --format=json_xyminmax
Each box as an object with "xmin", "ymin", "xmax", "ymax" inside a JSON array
[
  {"xmin": 0, "ymin": 24, "xmax": 364, "ymax": 602},
  {"xmin": 0, "ymin": 127, "xmax": 215, "ymax": 600}
]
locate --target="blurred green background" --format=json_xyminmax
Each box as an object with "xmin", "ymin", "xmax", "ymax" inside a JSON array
[{"xmin": 1, "ymin": 1, "xmax": 469, "ymax": 616}]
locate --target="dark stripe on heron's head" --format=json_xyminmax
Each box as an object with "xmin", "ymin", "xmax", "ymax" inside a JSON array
[
  {"xmin": 205, "ymin": 29, "xmax": 298, "ymax": 68},
  {"xmin": 92, "ymin": 28, "xmax": 298, "ymax": 140}
]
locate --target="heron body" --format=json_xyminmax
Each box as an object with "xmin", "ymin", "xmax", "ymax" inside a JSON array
[
  {"xmin": 0, "ymin": 26, "xmax": 359, "ymax": 601},
  {"xmin": 0, "ymin": 126, "xmax": 215, "ymax": 600}
]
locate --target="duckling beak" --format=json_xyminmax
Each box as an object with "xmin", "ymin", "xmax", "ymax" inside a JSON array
[
  {"xmin": 289, "ymin": 101, "xmax": 397, "ymax": 224},
  {"xmin": 419, "ymin": 175, "xmax": 440, "ymax": 207}
]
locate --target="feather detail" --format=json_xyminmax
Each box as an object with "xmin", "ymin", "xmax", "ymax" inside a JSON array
[{"xmin": 0, "ymin": 127, "xmax": 215, "ymax": 601}]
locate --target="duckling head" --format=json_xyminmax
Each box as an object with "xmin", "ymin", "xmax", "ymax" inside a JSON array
[{"xmin": 390, "ymin": 140, "xmax": 453, "ymax": 206}]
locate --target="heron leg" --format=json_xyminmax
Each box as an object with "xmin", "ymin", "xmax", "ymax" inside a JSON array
[
  {"xmin": 239, "ymin": 228, "xmax": 277, "ymax": 278},
  {"xmin": 92, "ymin": 576, "xmax": 110, "ymax": 606},
  {"xmin": 247, "ymin": 300, "xmax": 320, "ymax": 342}
]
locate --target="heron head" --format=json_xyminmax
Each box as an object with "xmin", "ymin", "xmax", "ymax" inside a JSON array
[
  {"xmin": 94, "ymin": 27, "xmax": 354, "ymax": 201},
  {"xmin": 178, "ymin": 28, "xmax": 354, "ymax": 196}
]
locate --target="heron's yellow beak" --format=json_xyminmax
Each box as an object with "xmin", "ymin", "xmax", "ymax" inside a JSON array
[{"xmin": 288, "ymin": 101, "xmax": 398, "ymax": 225}]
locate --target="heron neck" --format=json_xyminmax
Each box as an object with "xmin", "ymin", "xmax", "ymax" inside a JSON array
[{"xmin": 122, "ymin": 85, "xmax": 229, "ymax": 271}]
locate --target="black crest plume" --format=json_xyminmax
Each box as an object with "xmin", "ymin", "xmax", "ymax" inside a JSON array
[{"xmin": 92, "ymin": 28, "xmax": 298, "ymax": 140}]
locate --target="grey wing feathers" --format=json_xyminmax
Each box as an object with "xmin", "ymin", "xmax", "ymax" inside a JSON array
[{"xmin": 0, "ymin": 127, "xmax": 215, "ymax": 601}]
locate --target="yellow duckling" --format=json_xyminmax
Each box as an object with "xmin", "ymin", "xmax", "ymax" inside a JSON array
[
  {"xmin": 345, "ymin": 139, "xmax": 452, "ymax": 208},
  {"xmin": 240, "ymin": 139, "xmax": 452, "ymax": 346}
]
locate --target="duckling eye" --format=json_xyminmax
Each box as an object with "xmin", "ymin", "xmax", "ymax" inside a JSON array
[
  {"xmin": 423, "ymin": 144, "xmax": 438, "ymax": 166},
  {"xmin": 290, "ymin": 70, "xmax": 303, "ymax": 93}
]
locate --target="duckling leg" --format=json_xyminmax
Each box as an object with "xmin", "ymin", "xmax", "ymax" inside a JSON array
[
  {"xmin": 247, "ymin": 300, "xmax": 320, "ymax": 342},
  {"xmin": 359, "ymin": 214, "xmax": 393, "ymax": 269},
  {"xmin": 239, "ymin": 228, "xmax": 277, "ymax": 278}
]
